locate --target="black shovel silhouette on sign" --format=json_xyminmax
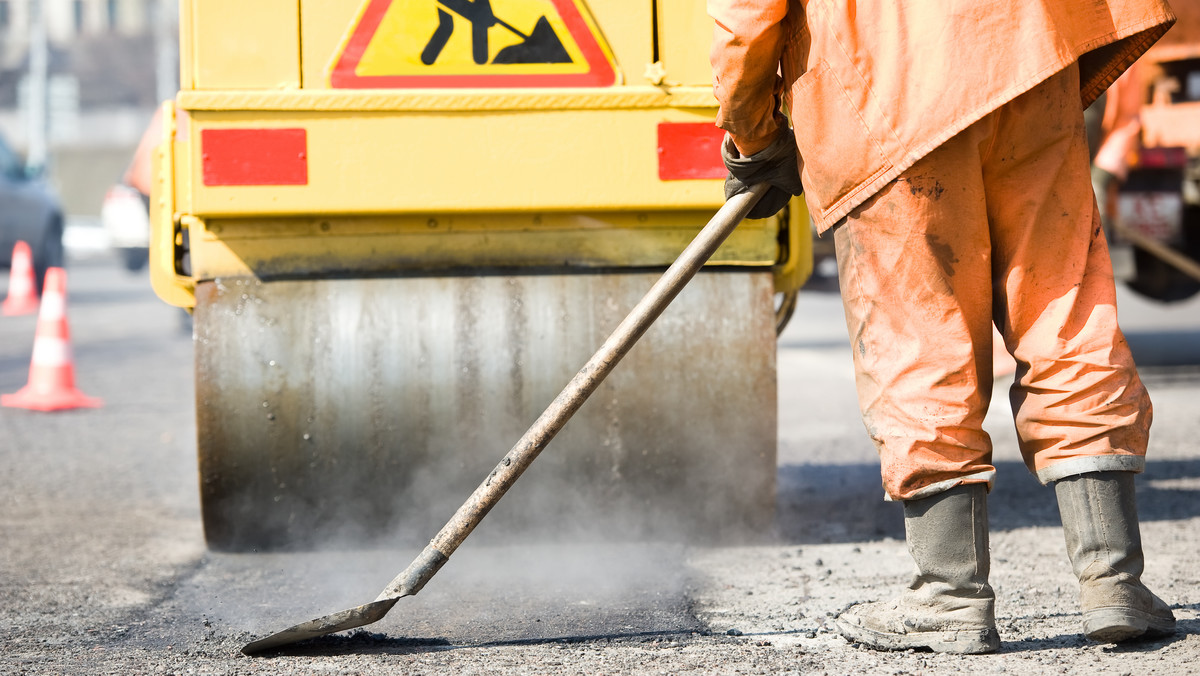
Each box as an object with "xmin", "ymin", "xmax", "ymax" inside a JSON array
[{"xmin": 421, "ymin": 0, "xmax": 572, "ymax": 66}]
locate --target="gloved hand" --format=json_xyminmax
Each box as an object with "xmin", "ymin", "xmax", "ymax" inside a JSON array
[{"xmin": 722, "ymin": 127, "xmax": 803, "ymax": 220}]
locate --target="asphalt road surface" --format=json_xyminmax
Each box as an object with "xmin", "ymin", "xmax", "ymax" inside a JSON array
[{"xmin": 2, "ymin": 255, "xmax": 1198, "ymax": 674}]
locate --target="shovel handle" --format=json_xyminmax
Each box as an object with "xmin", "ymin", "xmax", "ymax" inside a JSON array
[{"xmin": 379, "ymin": 183, "xmax": 770, "ymax": 599}]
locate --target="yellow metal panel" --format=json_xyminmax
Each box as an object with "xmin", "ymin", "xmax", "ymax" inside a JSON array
[
  {"xmin": 583, "ymin": 0, "xmax": 651, "ymax": 85},
  {"xmin": 187, "ymin": 107, "xmax": 724, "ymax": 216},
  {"xmin": 191, "ymin": 0, "xmax": 300, "ymax": 90},
  {"xmin": 300, "ymin": 0, "xmax": 362, "ymax": 88},
  {"xmin": 187, "ymin": 211, "xmax": 779, "ymax": 280},
  {"xmin": 773, "ymin": 196, "xmax": 813, "ymax": 294},
  {"xmin": 657, "ymin": 0, "xmax": 716, "ymax": 86},
  {"xmin": 173, "ymin": 108, "xmax": 193, "ymax": 214},
  {"xmin": 176, "ymin": 86, "xmax": 717, "ymax": 112},
  {"xmin": 149, "ymin": 102, "xmax": 195, "ymax": 308},
  {"xmin": 179, "ymin": 0, "xmax": 194, "ymax": 90},
  {"xmin": 168, "ymin": 0, "xmax": 750, "ymax": 292}
]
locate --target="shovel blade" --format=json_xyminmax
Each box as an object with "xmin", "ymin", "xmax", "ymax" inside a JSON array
[{"xmin": 241, "ymin": 598, "xmax": 400, "ymax": 655}]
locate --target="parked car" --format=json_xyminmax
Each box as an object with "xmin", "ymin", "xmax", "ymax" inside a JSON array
[
  {"xmin": 102, "ymin": 109, "xmax": 160, "ymax": 273},
  {"xmin": 0, "ymin": 132, "xmax": 64, "ymax": 293},
  {"xmin": 101, "ymin": 182, "xmax": 150, "ymax": 271}
]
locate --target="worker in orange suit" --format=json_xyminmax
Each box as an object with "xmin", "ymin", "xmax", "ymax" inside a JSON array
[
  {"xmin": 710, "ymin": 0, "xmax": 1178, "ymax": 654},
  {"xmin": 123, "ymin": 108, "xmax": 163, "ymax": 201}
]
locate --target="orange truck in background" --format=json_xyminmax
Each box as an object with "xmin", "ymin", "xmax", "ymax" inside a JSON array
[{"xmin": 1116, "ymin": 3, "xmax": 1200, "ymax": 302}]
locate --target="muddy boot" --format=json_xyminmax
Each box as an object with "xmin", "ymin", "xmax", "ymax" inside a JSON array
[
  {"xmin": 1055, "ymin": 471, "xmax": 1176, "ymax": 642},
  {"xmin": 836, "ymin": 483, "xmax": 999, "ymax": 654}
]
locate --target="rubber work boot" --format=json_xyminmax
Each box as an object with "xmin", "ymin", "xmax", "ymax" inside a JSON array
[
  {"xmin": 836, "ymin": 483, "xmax": 1000, "ymax": 654},
  {"xmin": 1055, "ymin": 471, "xmax": 1176, "ymax": 642}
]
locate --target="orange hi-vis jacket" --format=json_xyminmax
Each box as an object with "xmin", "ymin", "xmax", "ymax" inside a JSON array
[{"xmin": 709, "ymin": 0, "xmax": 1177, "ymax": 233}]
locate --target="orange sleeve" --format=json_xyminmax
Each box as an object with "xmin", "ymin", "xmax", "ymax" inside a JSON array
[
  {"xmin": 122, "ymin": 109, "xmax": 163, "ymax": 196},
  {"xmin": 708, "ymin": 0, "xmax": 789, "ymax": 156}
]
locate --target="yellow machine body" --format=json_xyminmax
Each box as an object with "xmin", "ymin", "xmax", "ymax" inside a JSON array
[{"xmin": 152, "ymin": 0, "xmax": 812, "ymax": 550}]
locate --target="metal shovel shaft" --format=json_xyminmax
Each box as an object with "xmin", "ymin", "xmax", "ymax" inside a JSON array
[
  {"xmin": 242, "ymin": 183, "xmax": 768, "ymax": 654},
  {"xmin": 376, "ymin": 182, "xmax": 769, "ymax": 600}
]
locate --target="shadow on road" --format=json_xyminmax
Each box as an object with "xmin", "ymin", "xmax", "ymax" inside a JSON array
[
  {"xmin": 996, "ymin": 627, "xmax": 1183, "ymax": 654},
  {"xmin": 776, "ymin": 459, "xmax": 1200, "ymax": 545},
  {"xmin": 1126, "ymin": 328, "xmax": 1200, "ymax": 367},
  {"xmin": 254, "ymin": 626, "xmax": 717, "ymax": 658}
]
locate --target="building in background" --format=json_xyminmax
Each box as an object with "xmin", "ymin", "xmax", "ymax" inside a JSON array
[
  {"xmin": 0, "ymin": 0, "xmax": 175, "ymax": 232},
  {"xmin": 0, "ymin": 0, "xmax": 152, "ymax": 66}
]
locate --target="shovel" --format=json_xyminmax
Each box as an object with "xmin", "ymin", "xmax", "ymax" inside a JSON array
[{"xmin": 242, "ymin": 183, "xmax": 769, "ymax": 655}]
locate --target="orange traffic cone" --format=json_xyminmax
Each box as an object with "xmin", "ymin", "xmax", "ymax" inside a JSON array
[
  {"xmin": 2, "ymin": 268, "xmax": 102, "ymax": 411},
  {"xmin": 2, "ymin": 241, "xmax": 39, "ymax": 316}
]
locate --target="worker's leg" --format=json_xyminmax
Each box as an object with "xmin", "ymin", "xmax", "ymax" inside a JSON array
[
  {"xmin": 985, "ymin": 64, "xmax": 1173, "ymax": 643},
  {"xmin": 831, "ymin": 89, "xmax": 1002, "ymax": 654},
  {"xmin": 832, "ymin": 115, "xmax": 998, "ymax": 501},
  {"xmin": 835, "ymin": 483, "xmax": 998, "ymax": 654},
  {"xmin": 985, "ymin": 65, "xmax": 1151, "ymax": 482},
  {"xmin": 1055, "ymin": 471, "xmax": 1175, "ymax": 640}
]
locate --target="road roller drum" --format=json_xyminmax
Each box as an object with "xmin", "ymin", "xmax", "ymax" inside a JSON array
[{"xmin": 195, "ymin": 270, "xmax": 776, "ymax": 551}]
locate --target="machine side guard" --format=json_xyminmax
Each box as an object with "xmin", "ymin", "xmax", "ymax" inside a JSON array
[{"xmin": 149, "ymin": 101, "xmax": 195, "ymax": 309}]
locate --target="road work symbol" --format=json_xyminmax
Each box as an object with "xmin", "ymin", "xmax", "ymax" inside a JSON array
[
  {"xmin": 420, "ymin": 0, "xmax": 570, "ymax": 66},
  {"xmin": 330, "ymin": 0, "xmax": 616, "ymax": 88}
]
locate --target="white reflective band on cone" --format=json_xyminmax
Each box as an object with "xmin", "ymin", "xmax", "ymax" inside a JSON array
[
  {"xmin": 31, "ymin": 337, "xmax": 71, "ymax": 366},
  {"xmin": 10, "ymin": 277, "xmax": 32, "ymax": 294},
  {"xmin": 39, "ymin": 294, "xmax": 65, "ymax": 321}
]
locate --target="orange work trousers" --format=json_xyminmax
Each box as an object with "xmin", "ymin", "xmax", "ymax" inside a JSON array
[{"xmin": 832, "ymin": 64, "xmax": 1152, "ymax": 501}]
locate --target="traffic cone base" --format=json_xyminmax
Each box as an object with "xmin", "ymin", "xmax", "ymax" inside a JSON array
[
  {"xmin": 3, "ymin": 241, "xmax": 39, "ymax": 316},
  {"xmin": 2, "ymin": 295, "xmax": 39, "ymax": 316},
  {"xmin": 2, "ymin": 267, "xmax": 102, "ymax": 412},
  {"xmin": 1, "ymin": 385, "xmax": 102, "ymax": 412}
]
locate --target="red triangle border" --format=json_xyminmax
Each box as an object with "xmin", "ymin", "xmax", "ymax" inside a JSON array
[{"xmin": 330, "ymin": 0, "xmax": 616, "ymax": 88}]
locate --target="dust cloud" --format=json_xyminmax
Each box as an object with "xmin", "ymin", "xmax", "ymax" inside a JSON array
[{"xmin": 198, "ymin": 432, "xmax": 718, "ymax": 648}]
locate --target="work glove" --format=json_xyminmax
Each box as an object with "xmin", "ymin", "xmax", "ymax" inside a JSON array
[{"xmin": 722, "ymin": 127, "xmax": 803, "ymax": 220}]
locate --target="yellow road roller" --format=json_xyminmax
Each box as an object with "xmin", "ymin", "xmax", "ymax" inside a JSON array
[{"xmin": 150, "ymin": 0, "xmax": 812, "ymax": 551}]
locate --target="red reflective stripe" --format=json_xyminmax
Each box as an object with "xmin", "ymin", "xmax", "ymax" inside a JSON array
[
  {"xmin": 657, "ymin": 122, "xmax": 726, "ymax": 181},
  {"xmin": 201, "ymin": 128, "xmax": 308, "ymax": 186},
  {"xmin": 1135, "ymin": 146, "xmax": 1188, "ymax": 169}
]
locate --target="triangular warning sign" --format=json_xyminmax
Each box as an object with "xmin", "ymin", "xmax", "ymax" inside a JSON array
[{"xmin": 330, "ymin": 0, "xmax": 617, "ymax": 88}]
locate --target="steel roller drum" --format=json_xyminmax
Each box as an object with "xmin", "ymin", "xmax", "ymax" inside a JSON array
[{"xmin": 193, "ymin": 269, "xmax": 777, "ymax": 551}]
